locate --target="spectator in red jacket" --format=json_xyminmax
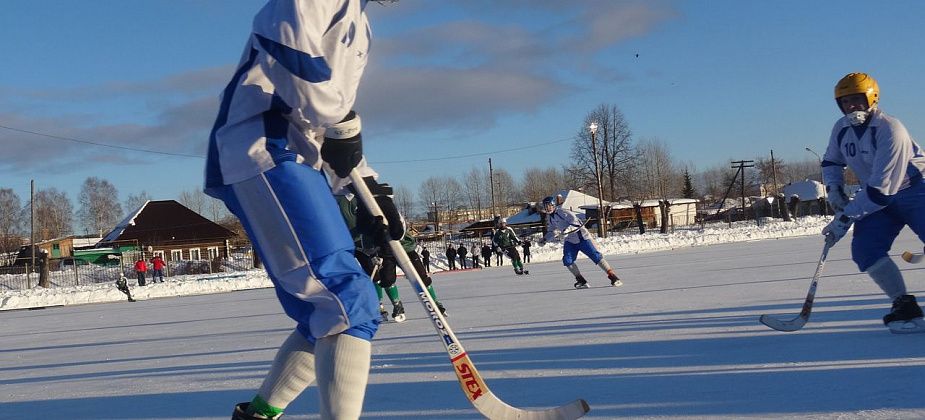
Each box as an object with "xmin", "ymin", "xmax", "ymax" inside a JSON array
[
  {"xmin": 150, "ymin": 255, "xmax": 166, "ymax": 283},
  {"xmin": 134, "ymin": 258, "xmax": 148, "ymax": 286}
]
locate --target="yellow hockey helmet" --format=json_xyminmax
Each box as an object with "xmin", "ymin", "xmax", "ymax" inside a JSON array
[{"xmin": 834, "ymin": 72, "xmax": 879, "ymax": 109}]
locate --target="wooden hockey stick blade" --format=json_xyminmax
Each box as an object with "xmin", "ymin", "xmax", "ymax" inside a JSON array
[
  {"xmin": 901, "ymin": 251, "xmax": 923, "ymax": 264},
  {"xmin": 349, "ymin": 169, "xmax": 590, "ymax": 420},
  {"xmin": 759, "ymin": 312, "xmax": 808, "ymax": 332},
  {"xmin": 759, "ymin": 243, "xmax": 828, "ymax": 332}
]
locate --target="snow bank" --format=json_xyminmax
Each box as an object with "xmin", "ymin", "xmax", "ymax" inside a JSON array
[{"xmin": 0, "ymin": 216, "xmax": 830, "ymax": 311}]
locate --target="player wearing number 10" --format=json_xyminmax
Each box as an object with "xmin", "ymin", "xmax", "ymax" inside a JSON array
[{"xmin": 820, "ymin": 72, "xmax": 925, "ymax": 333}]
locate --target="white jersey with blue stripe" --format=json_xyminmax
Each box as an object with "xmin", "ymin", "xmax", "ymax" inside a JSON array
[
  {"xmin": 205, "ymin": 0, "xmax": 375, "ymax": 194},
  {"xmin": 545, "ymin": 208, "xmax": 591, "ymax": 244},
  {"xmin": 821, "ymin": 109, "xmax": 925, "ymax": 220}
]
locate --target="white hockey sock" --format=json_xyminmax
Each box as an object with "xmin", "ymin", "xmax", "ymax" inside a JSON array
[
  {"xmin": 567, "ymin": 264, "xmax": 582, "ymax": 277},
  {"xmin": 597, "ymin": 260, "xmax": 613, "ymax": 273},
  {"xmin": 866, "ymin": 257, "xmax": 907, "ymax": 300},
  {"xmin": 315, "ymin": 334, "xmax": 371, "ymax": 420},
  {"xmin": 257, "ymin": 329, "xmax": 317, "ymax": 410}
]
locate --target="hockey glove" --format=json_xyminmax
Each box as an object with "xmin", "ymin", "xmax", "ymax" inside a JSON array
[
  {"xmin": 826, "ymin": 184, "xmax": 850, "ymax": 213},
  {"xmin": 822, "ymin": 212, "xmax": 853, "ymax": 246},
  {"xmin": 321, "ymin": 111, "xmax": 363, "ymax": 178},
  {"xmin": 351, "ymin": 176, "xmax": 405, "ymax": 247}
]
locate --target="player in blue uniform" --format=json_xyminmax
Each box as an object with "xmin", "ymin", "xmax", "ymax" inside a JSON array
[
  {"xmin": 821, "ymin": 72, "xmax": 925, "ymax": 334},
  {"xmin": 204, "ymin": 1, "xmax": 404, "ymax": 418},
  {"xmin": 539, "ymin": 196, "xmax": 622, "ymax": 289}
]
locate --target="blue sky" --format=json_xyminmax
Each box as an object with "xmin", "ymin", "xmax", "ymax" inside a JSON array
[{"xmin": 1, "ymin": 0, "xmax": 923, "ymax": 210}]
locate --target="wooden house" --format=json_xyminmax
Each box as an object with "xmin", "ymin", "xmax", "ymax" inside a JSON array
[{"xmin": 97, "ymin": 200, "xmax": 237, "ymax": 262}]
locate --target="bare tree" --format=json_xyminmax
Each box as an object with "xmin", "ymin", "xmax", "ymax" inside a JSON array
[
  {"xmin": 178, "ymin": 188, "xmax": 206, "ymax": 215},
  {"xmin": 124, "ymin": 191, "xmax": 152, "ymax": 214},
  {"xmin": 0, "ymin": 188, "xmax": 25, "ymax": 264},
  {"xmin": 780, "ymin": 158, "xmax": 820, "ymax": 184},
  {"xmin": 77, "ymin": 177, "xmax": 121, "ymax": 237},
  {"xmin": 634, "ymin": 137, "xmax": 678, "ymax": 199},
  {"xmin": 205, "ymin": 194, "xmax": 228, "ymax": 222},
  {"xmin": 418, "ymin": 177, "xmax": 443, "ymax": 230},
  {"xmin": 463, "ymin": 167, "xmax": 487, "ymax": 220},
  {"xmin": 520, "ymin": 167, "xmax": 568, "ymax": 203},
  {"xmin": 34, "ymin": 188, "xmax": 73, "ymax": 239},
  {"xmin": 394, "ymin": 185, "xmax": 414, "ymax": 221},
  {"xmin": 440, "ymin": 177, "xmax": 464, "ymax": 225},
  {"xmin": 754, "ymin": 156, "xmax": 786, "ymax": 195},
  {"xmin": 569, "ymin": 104, "xmax": 637, "ymax": 201},
  {"xmin": 491, "ymin": 168, "xmax": 517, "ymax": 212}
]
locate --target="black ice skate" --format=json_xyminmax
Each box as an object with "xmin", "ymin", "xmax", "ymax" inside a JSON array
[
  {"xmin": 883, "ymin": 294, "xmax": 925, "ymax": 334},
  {"xmin": 574, "ymin": 275, "xmax": 589, "ymax": 289},
  {"xmin": 607, "ymin": 270, "xmax": 623, "ymax": 287},
  {"xmin": 232, "ymin": 403, "xmax": 282, "ymax": 420},
  {"xmin": 392, "ymin": 301, "xmax": 406, "ymax": 323},
  {"xmin": 379, "ymin": 303, "xmax": 389, "ymax": 322},
  {"xmin": 436, "ymin": 301, "xmax": 448, "ymax": 317},
  {"xmin": 515, "ymin": 268, "xmax": 524, "ymax": 275}
]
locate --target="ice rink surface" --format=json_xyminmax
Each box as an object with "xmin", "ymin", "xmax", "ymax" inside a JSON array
[{"xmin": 2, "ymin": 231, "xmax": 925, "ymax": 419}]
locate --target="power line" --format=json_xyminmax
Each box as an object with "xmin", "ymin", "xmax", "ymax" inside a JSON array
[
  {"xmin": 0, "ymin": 123, "xmax": 577, "ymax": 164},
  {"xmin": 370, "ymin": 135, "xmax": 578, "ymax": 164},
  {"xmin": 0, "ymin": 124, "xmax": 202, "ymax": 159}
]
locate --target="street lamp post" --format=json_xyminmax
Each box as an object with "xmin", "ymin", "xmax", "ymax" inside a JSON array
[
  {"xmin": 805, "ymin": 147, "xmax": 828, "ymax": 216},
  {"xmin": 589, "ymin": 122, "xmax": 606, "ymax": 238}
]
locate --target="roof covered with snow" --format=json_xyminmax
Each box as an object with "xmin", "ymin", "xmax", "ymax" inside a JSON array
[
  {"xmin": 101, "ymin": 201, "xmax": 150, "ymax": 243},
  {"xmin": 782, "ymin": 180, "xmax": 824, "ymax": 201}
]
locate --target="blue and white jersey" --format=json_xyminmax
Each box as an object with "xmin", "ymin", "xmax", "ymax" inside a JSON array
[
  {"xmin": 822, "ymin": 109, "xmax": 925, "ymax": 220},
  {"xmin": 205, "ymin": 0, "xmax": 376, "ymax": 195},
  {"xmin": 544, "ymin": 208, "xmax": 591, "ymax": 244}
]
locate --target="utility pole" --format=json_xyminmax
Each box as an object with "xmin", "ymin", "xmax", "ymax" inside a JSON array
[
  {"xmin": 488, "ymin": 158, "xmax": 496, "ymax": 218},
  {"xmin": 431, "ymin": 190, "xmax": 440, "ymax": 234},
  {"xmin": 730, "ymin": 160, "xmax": 755, "ymax": 220},
  {"xmin": 770, "ymin": 150, "xmax": 779, "ymax": 195},
  {"xmin": 30, "ymin": 180, "xmax": 35, "ymax": 287}
]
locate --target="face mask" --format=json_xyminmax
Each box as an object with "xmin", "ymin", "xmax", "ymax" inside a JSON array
[{"xmin": 846, "ymin": 110, "xmax": 868, "ymax": 126}]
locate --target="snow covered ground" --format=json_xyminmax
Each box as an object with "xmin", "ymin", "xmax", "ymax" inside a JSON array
[
  {"xmin": 2, "ymin": 217, "xmax": 925, "ymax": 419},
  {"xmin": 1, "ymin": 217, "xmax": 830, "ymax": 311}
]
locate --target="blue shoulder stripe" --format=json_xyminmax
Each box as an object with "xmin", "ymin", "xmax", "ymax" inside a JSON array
[
  {"xmin": 326, "ymin": 1, "xmax": 350, "ymax": 35},
  {"xmin": 206, "ymin": 47, "xmax": 261, "ymax": 189},
  {"xmin": 255, "ymin": 34, "xmax": 332, "ymax": 83},
  {"xmin": 870, "ymin": 126, "xmax": 878, "ymax": 150},
  {"xmin": 836, "ymin": 126, "xmax": 850, "ymax": 148}
]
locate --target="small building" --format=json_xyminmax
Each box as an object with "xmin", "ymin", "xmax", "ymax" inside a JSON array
[{"xmin": 98, "ymin": 200, "xmax": 237, "ymax": 262}]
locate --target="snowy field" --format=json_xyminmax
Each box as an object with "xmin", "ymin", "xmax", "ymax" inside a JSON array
[{"xmin": 2, "ymin": 223, "xmax": 925, "ymax": 419}]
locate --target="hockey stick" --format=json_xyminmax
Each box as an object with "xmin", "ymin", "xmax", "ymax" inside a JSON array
[
  {"xmin": 759, "ymin": 241, "xmax": 831, "ymax": 332},
  {"xmin": 349, "ymin": 169, "xmax": 590, "ymax": 420}
]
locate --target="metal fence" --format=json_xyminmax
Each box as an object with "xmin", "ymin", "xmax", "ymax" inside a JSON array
[{"xmin": 0, "ymin": 250, "xmax": 256, "ymax": 291}]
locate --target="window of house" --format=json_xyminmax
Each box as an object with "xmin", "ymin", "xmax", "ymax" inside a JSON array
[
  {"xmin": 207, "ymin": 247, "xmax": 220, "ymax": 259},
  {"xmin": 153, "ymin": 250, "xmax": 165, "ymax": 259},
  {"xmin": 170, "ymin": 249, "xmax": 182, "ymax": 261},
  {"xmin": 189, "ymin": 248, "xmax": 201, "ymax": 260}
]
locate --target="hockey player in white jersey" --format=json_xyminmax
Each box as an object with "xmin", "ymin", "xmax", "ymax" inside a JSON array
[
  {"xmin": 821, "ymin": 72, "xmax": 925, "ymax": 334},
  {"xmin": 203, "ymin": 1, "xmax": 405, "ymax": 419},
  {"xmin": 539, "ymin": 196, "xmax": 622, "ymax": 289}
]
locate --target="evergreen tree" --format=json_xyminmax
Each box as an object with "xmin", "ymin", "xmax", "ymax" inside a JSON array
[{"xmin": 682, "ymin": 169, "xmax": 696, "ymax": 199}]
